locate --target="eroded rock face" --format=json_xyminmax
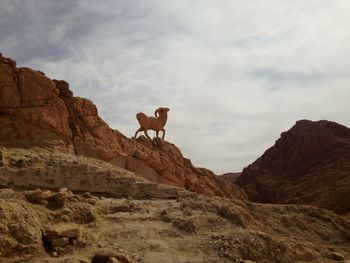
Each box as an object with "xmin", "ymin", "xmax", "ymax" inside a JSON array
[
  {"xmin": 237, "ymin": 120, "xmax": 350, "ymax": 214},
  {"xmin": 0, "ymin": 55, "xmax": 72, "ymax": 151},
  {"xmin": 123, "ymin": 137, "xmax": 246, "ymax": 198},
  {"xmin": 0, "ymin": 54, "xmax": 246, "ymax": 200},
  {"xmin": 0, "ymin": 147, "xmax": 179, "ymax": 200}
]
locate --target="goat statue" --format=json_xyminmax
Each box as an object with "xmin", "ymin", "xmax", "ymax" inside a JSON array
[{"xmin": 133, "ymin": 107, "xmax": 170, "ymax": 141}]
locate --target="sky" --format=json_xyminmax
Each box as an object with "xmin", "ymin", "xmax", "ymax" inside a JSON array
[{"xmin": 1, "ymin": 0, "xmax": 349, "ymax": 174}]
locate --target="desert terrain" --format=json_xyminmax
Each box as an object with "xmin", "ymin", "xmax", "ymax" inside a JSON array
[{"xmin": 1, "ymin": 54, "xmax": 350, "ymax": 262}]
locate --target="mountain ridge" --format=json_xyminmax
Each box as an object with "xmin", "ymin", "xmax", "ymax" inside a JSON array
[{"xmin": 237, "ymin": 119, "xmax": 350, "ymax": 214}]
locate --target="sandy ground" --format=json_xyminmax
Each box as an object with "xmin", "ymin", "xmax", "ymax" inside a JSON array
[
  {"xmin": 0, "ymin": 147, "xmax": 350, "ymax": 263},
  {"xmin": 1, "ymin": 187, "xmax": 350, "ymax": 263}
]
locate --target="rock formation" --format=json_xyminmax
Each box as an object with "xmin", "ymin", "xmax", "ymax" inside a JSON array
[
  {"xmin": 1, "ymin": 54, "xmax": 350, "ymax": 263},
  {"xmin": 0, "ymin": 147, "xmax": 180, "ymax": 200},
  {"xmin": 0, "ymin": 57, "xmax": 71, "ymax": 150},
  {"xmin": 237, "ymin": 119, "xmax": 350, "ymax": 214},
  {"xmin": 0, "ymin": 54, "xmax": 246, "ymax": 200}
]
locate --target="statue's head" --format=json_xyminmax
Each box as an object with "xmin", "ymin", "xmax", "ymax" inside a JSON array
[{"xmin": 154, "ymin": 107, "xmax": 170, "ymax": 117}]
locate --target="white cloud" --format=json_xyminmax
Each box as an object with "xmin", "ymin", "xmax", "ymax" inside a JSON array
[{"xmin": 1, "ymin": 0, "xmax": 349, "ymax": 173}]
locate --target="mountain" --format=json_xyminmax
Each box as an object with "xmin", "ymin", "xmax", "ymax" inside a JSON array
[
  {"xmin": 236, "ymin": 119, "xmax": 350, "ymax": 214},
  {"xmin": 0, "ymin": 53, "xmax": 246, "ymax": 200},
  {"xmin": 220, "ymin": 172, "xmax": 241, "ymax": 184}
]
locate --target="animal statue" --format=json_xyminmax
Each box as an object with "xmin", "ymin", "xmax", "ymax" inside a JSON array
[{"xmin": 133, "ymin": 107, "xmax": 170, "ymax": 141}]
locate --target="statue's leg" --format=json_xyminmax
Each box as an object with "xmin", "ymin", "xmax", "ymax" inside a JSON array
[
  {"xmin": 144, "ymin": 130, "xmax": 152, "ymax": 141},
  {"xmin": 133, "ymin": 128, "xmax": 142, "ymax": 139},
  {"xmin": 161, "ymin": 128, "xmax": 166, "ymax": 140},
  {"xmin": 156, "ymin": 131, "xmax": 159, "ymax": 138}
]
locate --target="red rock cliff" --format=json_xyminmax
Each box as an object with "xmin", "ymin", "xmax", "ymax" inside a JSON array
[{"xmin": 0, "ymin": 54, "xmax": 246, "ymax": 200}]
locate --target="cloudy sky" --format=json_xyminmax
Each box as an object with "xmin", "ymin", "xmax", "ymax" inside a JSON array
[{"xmin": 1, "ymin": 0, "xmax": 349, "ymax": 174}]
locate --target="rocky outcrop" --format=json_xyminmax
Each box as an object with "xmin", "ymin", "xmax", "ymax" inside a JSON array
[
  {"xmin": 0, "ymin": 147, "xmax": 180, "ymax": 200},
  {"xmin": 0, "ymin": 54, "xmax": 246, "ymax": 200},
  {"xmin": 120, "ymin": 137, "xmax": 246, "ymax": 199},
  {"xmin": 0, "ymin": 57, "xmax": 72, "ymax": 150},
  {"xmin": 237, "ymin": 120, "xmax": 350, "ymax": 214},
  {"xmin": 53, "ymin": 79, "xmax": 126, "ymax": 160}
]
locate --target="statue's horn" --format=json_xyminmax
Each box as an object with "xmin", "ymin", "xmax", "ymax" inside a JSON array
[{"xmin": 154, "ymin": 108, "xmax": 160, "ymax": 118}]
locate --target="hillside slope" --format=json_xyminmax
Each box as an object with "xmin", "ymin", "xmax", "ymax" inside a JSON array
[
  {"xmin": 0, "ymin": 54, "xmax": 245, "ymax": 200},
  {"xmin": 237, "ymin": 120, "xmax": 350, "ymax": 214}
]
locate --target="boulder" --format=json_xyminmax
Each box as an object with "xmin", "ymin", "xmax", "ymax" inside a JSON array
[
  {"xmin": 92, "ymin": 252, "xmax": 131, "ymax": 263},
  {"xmin": 43, "ymin": 225, "xmax": 79, "ymax": 251},
  {"xmin": 25, "ymin": 188, "xmax": 71, "ymax": 207}
]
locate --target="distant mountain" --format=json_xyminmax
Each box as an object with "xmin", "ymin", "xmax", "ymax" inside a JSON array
[
  {"xmin": 220, "ymin": 172, "xmax": 241, "ymax": 184},
  {"xmin": 236, "ymin": 120, "xmax": 350, "ymax": 214}
]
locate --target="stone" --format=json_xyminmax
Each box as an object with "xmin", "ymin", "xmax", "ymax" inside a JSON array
[
  {"xmin": 13, "ymin": 159, "xmax": 25, "ymax": 168},
  {"xmin": 43, "ymin": 226, "xmax": 79, "ymax": 242},
  {"xmin": 25, "ymin": 188, "xmax": 70, "ymax": 207},
  {"xmin": 48, "ymin": 192, "xmax": 68, "ymax": 208},
  {"xmin": 294, "ymin": 247, "xmax": 314, "ymax": 262},
  {"xmin": 51, "ymin": 237, "xmax": 69, "ymax": 247},
  {"xmin": 92, "ymin": 253, "xmax": 131, "ymax": 263},
  {"xmin": 329, "ymin": 252, "xmax": 345, "ymax": 261},
  {"xmin": 25, "ymin": 189, "xmax": 54, "ymax": 204}
]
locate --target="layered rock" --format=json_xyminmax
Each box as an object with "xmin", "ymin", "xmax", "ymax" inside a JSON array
[
  {"xmin": 0, "ymin": 147, "xmax": 179, "ymax": 200},
  {"xmin": 0, "ymin": 55, "xmax": 72, "ymax": 150},
  {"xmin": 237, "ymin": 120, "xmax": 350, "ymax": 214},
  {"xmin": 0, "ymin": 54, "xmax": 246, "ymax": 200}
]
